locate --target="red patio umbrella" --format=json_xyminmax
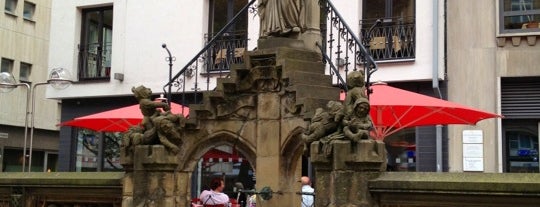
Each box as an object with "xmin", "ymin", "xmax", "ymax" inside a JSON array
[
  {"xmin": 59, "ymin": 102, "xmax": 189, "ymax": 132},
  {"xmin": 340, "ymin": 83, "xmax": 502, "ymax": 140}
]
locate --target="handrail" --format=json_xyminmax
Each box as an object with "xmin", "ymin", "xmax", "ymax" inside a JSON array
[
  {"xmin": 316, "ymin": 42, "xmax": 347, "ymax": 91},
  {"xmin": 319, "ymin": 0, "xmax": 378, "ymax": 95},
  {"xmin": 163, "ymin": 0, "xmax": 257, "ymax": 97}
]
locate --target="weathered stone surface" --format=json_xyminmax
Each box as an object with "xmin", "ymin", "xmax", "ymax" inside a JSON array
[
  {"xmin": 258, "ymin": 93, "xmax": 281, "ymax": 119},
  {"xmin": 122, "ymin": 46, "xmax": 340, "ymax": 207},
  {"xmin": 311, "ymin": 140, "xmax": 386, "ymax": 207},
  {"xmin": 257, "ymin": 120, "xmax": 281, "ymax": 157}
]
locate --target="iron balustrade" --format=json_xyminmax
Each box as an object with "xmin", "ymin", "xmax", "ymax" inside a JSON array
[
  {"xmin": 204, "ymin": 31, "xmax": 249, "ymax": 74},
  {"xmin": 165, "ymin": 0, "xmax": 380, "ymax": 106},
  {"xmin": 78, "ymin": 42, "xmax": 113, "ymax": 80},
  {"xmin": 319, "ymin": 0, "xmax": 378, "ymax": 95},
  {"xmin": 360, "ymin": 17, "xmax": 416, "ymax": 62},
  {"xmin": 163, "ymin": 0, "xmax": 257, "ymax": 105}
]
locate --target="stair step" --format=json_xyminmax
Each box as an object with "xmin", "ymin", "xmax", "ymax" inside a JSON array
[
  {"xmin": 284, "ymin": 70, "xmax": 332, "ymax": 86},
  {"xmin": 246, "ymin": 47, "xmax": 321, "ymax": 69},
  {"xmin": 288, "ymin": 84, "xmax": 340, "ymax": 100},
  {"xmin": 203, "ymin": 91, "xmax": 226, "ymax": 103},
  {"xmin": 279, "ymin": 59, "xmax": 325, "ymax": 74},
  {"xmin": 229, "ymin": 64, "xmax": 249, "ymax": 79},
  {"xmin": 216, "ymin": 78, "xmax": 237, "ymax": 93}
]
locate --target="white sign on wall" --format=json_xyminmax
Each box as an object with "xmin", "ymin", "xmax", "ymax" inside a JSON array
[{"xmin": 462, "ymin": 130, "xmax": 484, "ymax": 172}]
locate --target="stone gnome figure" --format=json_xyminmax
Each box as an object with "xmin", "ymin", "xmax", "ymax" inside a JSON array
[
  {"xmin": 302, "ymin": 70, "xmax": 374, "ymax": 155},
  {"xmin": 121, "ymin": 86, "xmax": 186, "ymax": 155}
]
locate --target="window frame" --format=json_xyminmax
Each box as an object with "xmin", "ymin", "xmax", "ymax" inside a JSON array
[
  {"xmin": 1, "ymin": 58, "xmax": 14, "ymax": 74},
  {"xmin": 78, "ymin": 6, "xmax": 113, "ymax": 81},
  {"xmin": 498, "ymin": 0, "xmax": 540, "ymax": 36},
  {"xmin": 4, "ymin": 0, "xmax": 18, "ymax": 15},
  {"xmin": 22, "ymin": 1, "xmax": 35, "ymax": 21},
  {"xmin": 19, "ymin": 62, "xmax": 32, "ymax": 83}
]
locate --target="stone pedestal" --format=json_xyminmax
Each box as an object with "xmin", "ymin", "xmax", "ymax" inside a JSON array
[
  {"xmin": 122, "ymin": 145, "xmax": 182, "ymax": 207},
  {"xmin": 310, "ymin": 140, "xmax": 387, "ymax": 207}
]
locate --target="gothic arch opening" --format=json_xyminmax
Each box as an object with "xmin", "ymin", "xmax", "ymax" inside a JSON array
[{"xmin": 182, "ymin": 131, "xmax": 257, "ymax": 206}]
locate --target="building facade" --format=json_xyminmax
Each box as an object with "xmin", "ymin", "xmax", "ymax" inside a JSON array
[
  {"xmin": 0, "ymin": 0, "xmax": 60, "ymax": 172},
  {"xmin": 45, "ymin": 0, "xmax": 456, "ymax": 174},
  {"xmin": 447, "ymin": 0, "xmax": 540, "ymax": 173}
]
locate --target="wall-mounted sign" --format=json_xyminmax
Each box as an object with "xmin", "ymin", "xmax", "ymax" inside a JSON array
[
  {"xmin": 0, "ymin": 132, "xmax": 7, "ymax": 139},
  {"xmin": 463, "ymin": 130, "xmax": 483, "ymax": 143},
  {"xmin": 462, "ymin": 130, "xmax": 484, "ymax": 172}
]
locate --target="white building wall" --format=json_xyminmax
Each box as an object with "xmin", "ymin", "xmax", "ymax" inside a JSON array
[
  {"xmin": 369, "ymin": 0, "xmax": 443, "ymax": 82},
  {"xmin": 48, "ymin": 0, "xmax": 443, "ymax": 100},
  {"xmin": 48, "ymin": 0, "xmax": 210, "ymax": 99}
]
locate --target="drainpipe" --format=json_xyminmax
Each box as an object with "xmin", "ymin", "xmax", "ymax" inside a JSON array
[{"xmin": 433, "ymin": 0, "xmax": 444, "ymax": 172}]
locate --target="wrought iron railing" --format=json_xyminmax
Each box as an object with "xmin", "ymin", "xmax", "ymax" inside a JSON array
[
  {"xmin": 360, "ymin": 17, "xmax": 416, "ymax": 61},
  {"xmin": 165, "ymin": 0, "xmax": 379, "ymax": 105},
  {"xmin": 204, "ymin": 31, "xmax": 249, "ymax": 73},
  {"xmin": 319, "ymin": 0, "xmax": 378, "ymax": 94},
  {"xmin": 78, "ymin": 42, "xmax": 112, "ymax": 80},
  {"xmin": 163, "ymin": 0, "xmax": 257, "ymax": 104}
]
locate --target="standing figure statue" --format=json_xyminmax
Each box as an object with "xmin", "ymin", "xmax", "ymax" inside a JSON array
[{"xmin": 259, "ymin": 0, "xmax": 306, "ymax": 37}]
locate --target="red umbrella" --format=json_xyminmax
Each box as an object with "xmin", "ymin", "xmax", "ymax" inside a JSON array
[
  {"xmin": 59, "ymin": 102, "xmax": 189, "ymax": 132},
  {"xmin": 340, "ymin": 83, "xmax": 502, "ymax": 140}
]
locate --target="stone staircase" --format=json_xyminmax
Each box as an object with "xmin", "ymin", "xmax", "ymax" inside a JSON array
[{"xmin": 186, "ymin": 38, "xmax": 340, "ymax": 127}]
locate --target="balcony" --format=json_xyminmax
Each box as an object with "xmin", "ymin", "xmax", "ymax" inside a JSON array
[
  {"xmin": 78, "ymin": 42, "xmax": 112, "ymax": 81},
  {"xmin": 360, "ymin": 17, "xmax": 416, "ymax": 62},
  {"xmin": 203, "ymin": 31, "xmax": 248, "ymax": 74}
]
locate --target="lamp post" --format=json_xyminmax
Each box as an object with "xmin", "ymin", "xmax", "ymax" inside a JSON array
[
  {"xmin": 0, "ymin": 72, "xmax": 30, "ymax": 172},
  {"xmin": 162, "ymin": 43, "xmax": 174, "ymax": 106},
  {"xmin": 27, "ymin": 68, "xmax": 72, "ymax": 172}
]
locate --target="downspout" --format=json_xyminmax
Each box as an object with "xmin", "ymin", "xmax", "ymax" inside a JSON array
[{"xmin": 433, "ymin": 0, "xmax": 444, "ymax": 172}]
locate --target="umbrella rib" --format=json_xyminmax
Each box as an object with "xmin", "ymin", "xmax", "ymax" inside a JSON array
[
  {"xmin": 389, "ymin": 106, "xmax": 415, "ymax": 128},
  {"xmin": 100, "ymin": 118, "xmax": 135, "ymax": 131},
  {"xmin": 380, "ymin": 107, "xmax": 445, "ymax": 139},
  {"xmin": 435, "ymin": 108, "xmax": 476, "ymax": 125}
]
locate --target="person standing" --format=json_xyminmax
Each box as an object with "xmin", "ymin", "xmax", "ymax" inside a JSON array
[
  {"xmin": 200, "ymin": 177, "xmax": 230, "ymax": 207},
  {"xmin": 301, "ymin": 176, "xmax": 314, "ymax": 207}
]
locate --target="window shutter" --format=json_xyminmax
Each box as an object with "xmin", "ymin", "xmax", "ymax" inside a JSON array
[{"xmin": 501, "ymin": 78, "xmax": 540, "ymax": 119}]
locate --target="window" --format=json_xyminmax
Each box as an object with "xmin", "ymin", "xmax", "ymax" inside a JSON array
[
  {"xmin": 205, "ymin": 0, "xmax": 248, "ymax": 72},
  {"xmin": 19, "ymin": 62, "xmax": 31, "ymax": 82},
  {"xmin": 500, "ymin": 0, "xmax": 540, "ymax": 33},
  {"xmin": 4, "ymin": 0, "xmax": 17, "ymax": 14},
  {"xmin": 76, "ymin": 129, "xmax": 122, "ymax": 172},
  {"xmin": 1, "ymin": 58, "xmax": 14, "ymax": 73},
  {"xmin": 78, "ymin": 6, "xmax": 113, "ymax": 80},
  {"xmin": 23, "ymin": 1, "xmax": 35, "ymax": 20},
  {"xmin": 361, "ymin": 0, "xmax": 416, "ymax": 61}
]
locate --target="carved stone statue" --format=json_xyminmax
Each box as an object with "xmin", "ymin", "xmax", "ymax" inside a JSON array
[
  {"xmin": 122, "ymin": 85, "xmax": 185, "ymax": 154},
  {"xmin": 343, "ymin": 71, "xmax": 368, "ymax": 116},
  {"xmin": 342, "ymin": 97, "xmax": 373, "ymax": 141},
  {"xmin": 259, "ymin": 0, "xmax": 306, "ymax": 37},
  {"xmin": 302, "ymin": 70, "xmax": 374, "ymax": 157},
  {"xmin": 302, "ymin": 100, "xmax": 344, "ymax": 154}
]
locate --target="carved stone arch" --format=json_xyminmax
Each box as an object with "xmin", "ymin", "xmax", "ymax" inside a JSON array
[
  {"xmin": 279, "ymin": 126, "xmax": 307, "ymax": 204},
  {"xmin": 179, "ymin": 130, "xmax": 257, "ymax": 172},
  {"xmin": 280, "ymin": 126, "xmax": 307, "ymax": 176}
]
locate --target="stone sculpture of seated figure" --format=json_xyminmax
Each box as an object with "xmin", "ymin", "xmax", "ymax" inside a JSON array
[{"xmin": 343, "ymin": 97, "xmax": 373, "ymax": 142}]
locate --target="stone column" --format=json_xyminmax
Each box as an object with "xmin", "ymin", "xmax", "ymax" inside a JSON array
[
  {"xmin": 122, "ymin": 145, "xmax": 184, "ymax": 207},
  {"xmin": 300, "ymin": 0, "xmax": 322, "ymax": 53},
  {"xmin": 255, "ymin": 92, "xmax": 282, "ymax": 206},
  {"xmin": 310, "ymin": 140, "xmax": 387, "ymax": 207}
]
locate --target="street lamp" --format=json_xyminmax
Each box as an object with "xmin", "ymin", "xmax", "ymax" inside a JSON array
[
  {"xmin": 162, "ymin": 43, "xmax": 174, "ymax": 106},
  {"xmin": 0, "ymin": 72, "xmax": 30, "ymax": 172},
  {"xmin": 27, "ymin": 68, "xmax": 72, "ymax": 172}
]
